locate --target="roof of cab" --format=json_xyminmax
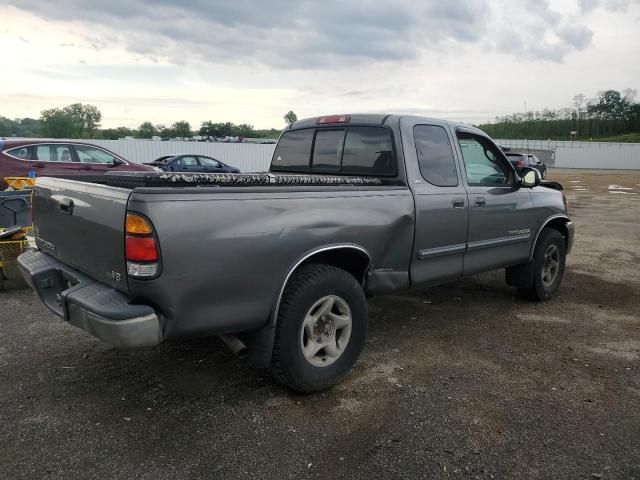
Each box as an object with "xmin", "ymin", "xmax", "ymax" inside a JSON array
[{"xmin": 288, "ymin": 113, "xmax": 484, "ymax": 135}]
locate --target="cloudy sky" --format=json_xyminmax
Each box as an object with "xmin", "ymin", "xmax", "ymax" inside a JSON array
[{"xmin": 1, "ymin": 0, "xmax": 639, "ymax": 129}]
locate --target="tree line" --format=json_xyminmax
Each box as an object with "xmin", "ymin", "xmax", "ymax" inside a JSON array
[
  {"xmin": 0, "ymin": 104, "xmax": 297, "ymax": 140},
  {"xmin": 478, "ymin": 89, "xmax": 640, "ymax": 141}
]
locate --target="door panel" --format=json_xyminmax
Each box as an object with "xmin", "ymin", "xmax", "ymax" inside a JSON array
[
  {"xmin": 400, "ymin": 119, "xmax": 469, "ymax": 287},
  {"xmin": 31, "ymin": 144, "xmax": 80, "ymax": 177},
  {"xmin": 455, "ymin": 130, "xmax": 535, "ymax": 274}
]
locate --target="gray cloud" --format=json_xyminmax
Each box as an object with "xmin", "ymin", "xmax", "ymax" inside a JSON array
[
  {"xmin": 579, "ymin": 0, "xmax": 639, "ymax": 12},
  {"xmin": 495, "ymin": 1, "xmax": 595, "ymax": 62},
  {"xmin": 8, "ymin": 0, "xmax": 599, "ymax": 66}
]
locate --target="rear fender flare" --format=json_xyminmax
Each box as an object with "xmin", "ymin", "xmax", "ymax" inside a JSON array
[{"xmin": 270, "ymin": 244, "xmax": 372, "ymax": 327}]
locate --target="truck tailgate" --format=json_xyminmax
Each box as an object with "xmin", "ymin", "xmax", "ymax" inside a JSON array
[{"xmin": 31, "ymin": 177, "xmax": 130, "ymax": 293}]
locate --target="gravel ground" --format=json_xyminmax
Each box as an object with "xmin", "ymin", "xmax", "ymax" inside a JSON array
[{"xmin": 1, "ymin": 169, "xmax": 639, "ymax": 479}]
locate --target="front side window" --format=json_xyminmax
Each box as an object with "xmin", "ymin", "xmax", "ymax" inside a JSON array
[
  {"xmin": 457, "ymin": 133, "xmax": 510, "ymax": 187},
  {"xmin": 341, "ymin": 127, "xmax": 394, "ymax": 176},
  {"xmin": 75, "ymin": 145, "xmax": 118, "ymax": 164},
  {"xmin": 34, "ymin": 144, "xmax": 73, "ymax": 162},
  {"xmin": 414, "ymin": 125, "xmax": 458, "ymax": 186},
  {"xmin": 198, "ymin": 157, "xmax": 221, "ymax": 167},
  {"xmin": 271, "ymin": 129, "xmax": 314, "ymax": 172},
  {"xmin": 312, "ymin": 129, "xmax": 344, "ymax": 172}
]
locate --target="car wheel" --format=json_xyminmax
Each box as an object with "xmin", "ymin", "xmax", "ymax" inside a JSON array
[
  {"xmin": 515, "ymin": 228, "xmax": 566, "ymax": 301},
  {"xmin": 270, "ymin": 263, "xmax": 368, "ymax": 393}
]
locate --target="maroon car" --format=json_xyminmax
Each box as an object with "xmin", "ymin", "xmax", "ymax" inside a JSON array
[{"xmin": 0, "ymin": 139, "xmax": 154, "ymax": 189}]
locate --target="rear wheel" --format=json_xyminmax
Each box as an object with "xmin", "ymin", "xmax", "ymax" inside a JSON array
[
  {"xmin": 512, "ymin": 228, "xmax": 566, "ymax": 301},
  {"xmin": 270, "ymin": 263, "xmax": 368, "ymax": 393}
]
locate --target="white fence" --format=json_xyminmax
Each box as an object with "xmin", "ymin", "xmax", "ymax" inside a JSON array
[
  {"xmin": 86, "ymin": 139, "xmax": 276, "ymax": 172},
  {"xmin": 554, "ymin": 144, "xmax": 640, "ymax": 169},
  {"xmin": 495, "ymin": 139, "xmax": 640, "ymax": 170},
  {"xmin": 22, "ymin": 137, "xmax": 640, "ymax": 171}
]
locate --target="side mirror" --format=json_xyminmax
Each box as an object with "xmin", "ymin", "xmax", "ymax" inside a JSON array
[{"xmin": 520, "ymin": 167, "xmax": 541, "ymax": 188}]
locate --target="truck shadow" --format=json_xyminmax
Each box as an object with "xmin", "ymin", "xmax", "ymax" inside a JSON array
[{"xmin": 38, "ymin": 268, "xmax": 636, "ymax": 411}]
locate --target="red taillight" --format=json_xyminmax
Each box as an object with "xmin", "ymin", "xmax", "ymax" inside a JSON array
[
  {"xmin": 125, "ymin": 236, "xmax": 159, "ymax": 262},
  {"xmin": 316, "ymin": 114, "xmax": 351, "ymax": 124},
  {"xmin": 125, "ymin": 212, "xmax": 160, "ymax": 277}
]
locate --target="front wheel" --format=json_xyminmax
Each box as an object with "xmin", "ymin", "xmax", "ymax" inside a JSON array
[
  {"xmin": 514, "ymin": 228, "xmax": 566, "ymax": 301},
  {"xmin": 270, "ymin": 263, "xmax": 368, "ymax": 393}
]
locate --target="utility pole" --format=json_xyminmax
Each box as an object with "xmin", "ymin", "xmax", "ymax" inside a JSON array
[{"xmin": 524, "ymin": 100, "xmax": 530, "ymax": 152}]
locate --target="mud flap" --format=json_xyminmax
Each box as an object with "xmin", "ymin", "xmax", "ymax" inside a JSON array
[
  {"xmin": 239, "ymin": 324, "xmax": 276, "ymax": 368},
  {"xmin": 505, "ymin": 261, "xmax": 535, "ymax": 288}
]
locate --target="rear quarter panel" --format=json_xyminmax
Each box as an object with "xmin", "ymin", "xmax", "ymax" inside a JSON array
[{"xmin": 127, "ymin": 186, "xmax": 415, "ymax": 338}]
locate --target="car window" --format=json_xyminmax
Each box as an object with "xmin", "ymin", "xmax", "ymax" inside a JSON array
[
  {"xmin": 198, "ymin": 156, "xmax": 221, "ymax": 167},
  {"xmin": 6, "ymin": 146, "xmax": 31, "ymax": 160},
  {"xmin": 312, "ymin": 129, "xmax": 344, "ymax": 172},
  {"xmin": 75, "ymin": 145, "xmax": 118, "ymax": 164},
  {"xmin": 342, "ymin": 127, "xmax": 395, "ymax": 176},
  {"xmin": 271, "ymin": 129, "xmax": 314, "ymax": 172},
  {"xmin": 457, "ymin": 133, "xmax": 510, "ymax": 187},
  {"xmin": 34, "ymin": 144, "xmax": 74, "ymax": 162},
  {"xmin": 176, "ymin": 156, "xmax": 199, "ymax": 167},
  {"xmin": 413, "ymin": 125, "xmax": 458, "ymax": 187}
]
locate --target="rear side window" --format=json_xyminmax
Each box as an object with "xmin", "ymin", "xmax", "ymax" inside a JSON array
[
  {"xmin": 6, "ymin": 146, "xmax": 32, "ymax": 160},
  {"xmin": 312, "ymin": 129, "xmax": 344, "ymax": 172},
  {"xmin": 272, "ymin": 129, "xmax": 314, "ymax": 171},
  {"xmin": 413, "ymin": 125, "xmax": 458, "ymax": 186},
  {"xmin": 341, "ymin": 127, "xmax": 395, "ymax": 176},
  {"xmin": 34, "ymin": 144, "xmax": 73, "ymax": 162}
]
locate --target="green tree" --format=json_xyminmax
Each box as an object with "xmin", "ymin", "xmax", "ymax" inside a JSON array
[
  {"xmin": 61, "ymin": 103, "xmax": 102, "ymax": 137},
  {"xmin": 40, "ymin": 108, "xmax": 77, "ymax": 137},
  {"xmin": 0, "ymin": 116, "xmax": 20, "ymax": 137},
  {"xmin": 172, "ymin": 120, "xmax": 191, "ymax": 138},
  {"xmin": 283, "ymin": 110, "xmax": 297, "ymax": 125},
  {"xmin": 156, "ymin": 124, "xmax": 173, "ymax": 138},
  {"xmin": 199, "ymin": 120, "xmax": 217, "ymax": 137},
  {"xmin": 232, "ymin": 123, "xmax": 255, "ymax": 137},
  {"xmin": 99, "ymin": 127, "xmax": 134, "ymax": 140},
  {"xmin": 80, "ymin": 104, "xmax": 102, "ymax": 136},
  {"xmin": 137, "ymin": 121, "xmax": 158, "ymax": 138}
]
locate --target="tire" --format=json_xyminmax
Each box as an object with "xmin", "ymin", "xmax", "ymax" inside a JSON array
[
  {"xmin": 0, "ymin": 269, "xmax": 4, "ymax": 291},
  {"xmin": 270, "ymin": 263, "xmax": 368, "ymax": 393},
  {"xmin": 516, "ymin": 228, "xmax": 566, "ymax": 301}
]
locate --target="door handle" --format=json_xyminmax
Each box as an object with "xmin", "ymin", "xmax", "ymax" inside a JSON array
[
  {"xmin": 474, "ymin": 197, "xmax": 486, "ymax": 207},
  {"xmin": 33, "ymin": 163, "xmax": 46, "ymax": 168},
  {"xmin": 452, "ymin": 198, "xmax": 465, "ymax": 208},
  {"xmin": 82, "ymin": 165, "xmax": 92, "ymax": 170}
]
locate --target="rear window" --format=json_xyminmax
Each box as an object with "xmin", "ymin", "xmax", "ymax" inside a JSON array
[
  {"xmin": 312, "ymin": 129, "xmax": 344, "ymax": 172},
  {"xmin": 272, "ymin": 126, "xmax": 395, "ymax": 177},
  {"xmin": 271, "ymin": 129, "xmax": 314, "ymax": 171}
]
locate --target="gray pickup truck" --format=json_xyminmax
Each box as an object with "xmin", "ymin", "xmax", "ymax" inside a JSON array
[{"xmin": 18, "ymin": 114, "xmax": 574, "ymax": 392}]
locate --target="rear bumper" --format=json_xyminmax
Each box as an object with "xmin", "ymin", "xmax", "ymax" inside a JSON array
[{"xmin": 17, "ymin": 250, "xmax": 161, "ymax": 348}]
